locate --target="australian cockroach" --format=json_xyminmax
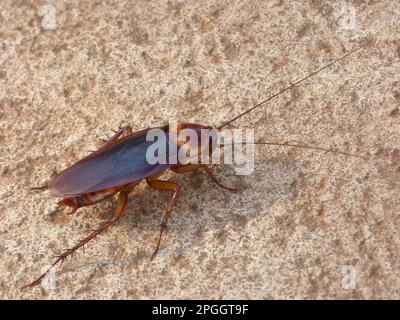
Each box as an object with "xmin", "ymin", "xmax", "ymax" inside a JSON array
[{"xmin": 24, "ymin": 45, "xmax": 366, "ymax": 289}]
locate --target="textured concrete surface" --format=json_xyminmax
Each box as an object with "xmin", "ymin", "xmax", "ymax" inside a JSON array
[{"xmin": 1, "ymin": 0, "xmax": 399, "ymax": 299}]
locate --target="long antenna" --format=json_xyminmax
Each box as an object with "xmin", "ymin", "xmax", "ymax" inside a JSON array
[
  {"xmin": 219, "ymin": 141, "xmax": 369, "ymax": 160},
  {"xmin": 217, "ymin": 46, "xmax": 364, "ymax": 130}
]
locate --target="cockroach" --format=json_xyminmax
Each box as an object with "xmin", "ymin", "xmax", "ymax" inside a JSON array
[{"xmin": 24, "ymin": 46, "xmax": 366, "ymax": 289}]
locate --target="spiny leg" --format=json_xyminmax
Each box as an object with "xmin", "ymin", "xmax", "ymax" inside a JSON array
[
  {"xmin": 22, "ymin": 184, "xmax": 135, "ymax": 289},
  {"xmin": 200, "ymin": 165, "xmax": 239, "ymax": 192},
  {"xmin": 172, "ymin": 164, "xmax": 238, "ymax": 192},
  {"xmin": 146, "ymin": 174, "xmax": 181, "ymax": 259},
  {"xmin": 98, "ymin": 125, "xmax": 133, "ymax": 150}
]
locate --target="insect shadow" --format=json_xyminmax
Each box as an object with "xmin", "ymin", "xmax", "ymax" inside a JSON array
[{"xmin": 115, "ymin": 155, "xmax": 303, "ymax": 254}]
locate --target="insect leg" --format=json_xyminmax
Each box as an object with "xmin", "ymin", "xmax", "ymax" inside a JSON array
[
  {"xmin": 22, "ymin": 183, "xmax": 135, "ymax": 289},
  {"xmin": 98, "ymin": 125, "xmax": 133, "ymax": 149},
  {"xmin": 171, "ymin": 164, "xmax": 201, "ymax": 173},
  {"xmin": 172, "ymin": 164, "xmax": 238, "ymax": 192},
  {"xmin": 146, "ymin": 174, "xmax": 181, "ymax": 259},
  {"xmin": 200, "ymin": 165, "xmax": 239, "ymax": 192}
]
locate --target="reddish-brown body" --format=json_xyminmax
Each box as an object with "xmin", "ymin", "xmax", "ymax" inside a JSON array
[
  {"xmin": 24, "ymin": 47, "xmax": 364, "ymax": 289},
  {"xmin": 25, "ymin": 122, "xmax": 231, "ymax": 288}
]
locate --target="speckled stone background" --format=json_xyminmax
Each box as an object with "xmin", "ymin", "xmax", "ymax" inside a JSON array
[{"xmin": 1, "ymin": 0, "xmax": 399, "ymax": 299}]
